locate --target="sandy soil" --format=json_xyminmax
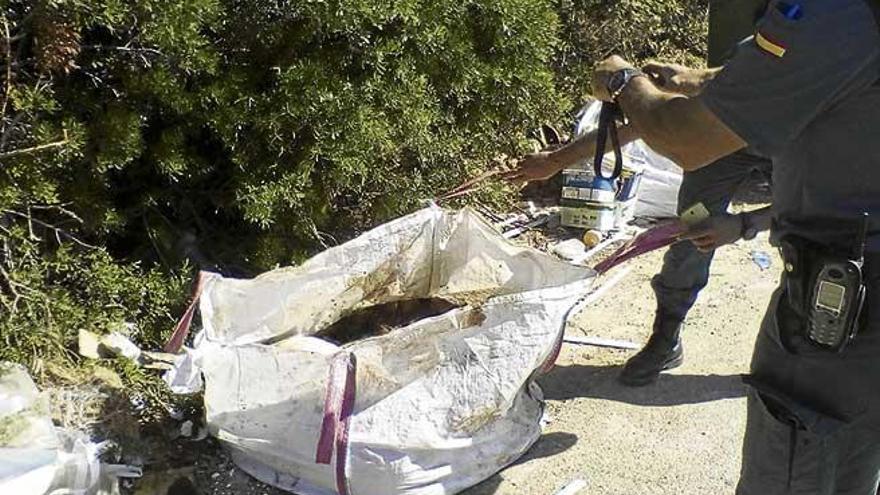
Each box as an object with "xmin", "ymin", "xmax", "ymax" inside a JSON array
[{"xmin": 463, "ymin": 231, "xmax": 781, "ymax": 495}]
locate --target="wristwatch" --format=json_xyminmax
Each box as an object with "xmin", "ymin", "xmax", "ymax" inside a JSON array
[
  {"xmin": 740, "ymin": 212, "xmax": 759, "ymax": 241},
  {"xmin": 607, "ymin": 68, "xmax": 646, "ymax": 101}
]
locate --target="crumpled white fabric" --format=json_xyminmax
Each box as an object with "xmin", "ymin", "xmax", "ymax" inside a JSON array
[{"xmin": 167, "ymin": 207, "xmax": 594, "ymax": 495}]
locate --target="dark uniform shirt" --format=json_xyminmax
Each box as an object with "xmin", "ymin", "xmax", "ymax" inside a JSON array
[
  {"xmin": 701, "ymin": 0, "xmax": 880, "ymax": 249},
  {"xmin": 708, "ymin": 0, "xmax": 770, "ymax": 67}
]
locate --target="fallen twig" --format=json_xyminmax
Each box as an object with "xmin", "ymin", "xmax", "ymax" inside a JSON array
[
  {"xmin": 563, "ymin": 335, "xmax": 639, "ymax": 350},
  {"xmin": 436, "ymin": 169, "xmax": 502, "ymax": 202},
  {"xmin": 502, "ymin": 213, "xmax": 552, "ymax": 239}
]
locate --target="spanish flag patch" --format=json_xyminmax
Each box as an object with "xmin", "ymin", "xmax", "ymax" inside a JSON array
[{"xmin": 756, "ymin": 31, "xmax": 787, "ymax": 58}]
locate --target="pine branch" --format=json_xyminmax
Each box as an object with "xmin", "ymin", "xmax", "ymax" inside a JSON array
[
  {"xmin": 1, "ymin": 16, "xmax": 12, "ymax": 129},
  {"xmin": 3, "ymin": 208, "xmax": 97, "ymax": 249},
  {"xmin": 0, "ymin": 130, "xmax": 70, "ymax": 159}
]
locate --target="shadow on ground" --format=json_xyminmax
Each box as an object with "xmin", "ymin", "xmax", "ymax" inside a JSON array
[
  {"xmin": 463, "ymin": 431, "xmax": 579, "ymax": 495},
  {"xmin": 539, "ymin": 364, "xmax": 746, "ymax": 406}
]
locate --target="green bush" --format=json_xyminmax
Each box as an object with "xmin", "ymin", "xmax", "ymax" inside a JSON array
[
  {"xmin": 555, "ymin": 0, "xmax": 708, "ymax": 102},
  {"xmin": 0, "ymin": 0, "xmax": 563, "ymax": 379},
  {"xmin": 0, "ymin": 0, "xmax": 706, "ymax": 408}
]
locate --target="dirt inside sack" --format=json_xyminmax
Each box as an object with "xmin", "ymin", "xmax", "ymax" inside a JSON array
[{"xmin": 317, "ymin": 298, "xmax": 460, "ymax": 345}]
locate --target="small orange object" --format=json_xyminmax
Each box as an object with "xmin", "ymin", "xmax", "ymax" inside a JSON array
[{"xmin": 583, "ymin": 229, "xmax": 602, "ymax": 248}]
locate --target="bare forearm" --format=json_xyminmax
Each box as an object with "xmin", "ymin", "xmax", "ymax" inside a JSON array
[
  {"xmin": 617, "ymin": 77, "xmax": 745, "ymax": 171},
  {"xmin": 685, "ymin": 67, "xmax": 722, "ymax": 96},
  {"xmin": 643, "ymin": 62, "xmax": 721, "ymax": 97}
]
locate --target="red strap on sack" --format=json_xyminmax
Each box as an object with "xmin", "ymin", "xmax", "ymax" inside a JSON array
[
  {"xmin": 593, "ymin": 221, "xmax": 686, "ymax": 275},
  {"xmin": 163, "ymin": 271, "xmax": 207, "ymax": 353}
]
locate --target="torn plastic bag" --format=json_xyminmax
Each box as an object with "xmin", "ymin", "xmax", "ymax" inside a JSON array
[
  {"xmin": 0, "ymin": 363, "xmax": 58, "ymax": 495},
  {"xmin": 0, "ymin": 363, "xmax": 140, "ymax": 495},
  {"xmin": 165, "ymin": 207, "xmax": 593, "ymax": 495}
]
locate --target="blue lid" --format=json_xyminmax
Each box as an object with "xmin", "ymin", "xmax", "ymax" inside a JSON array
[{"xmin": 590, "ymin": 176, "xmax": 616, "ymax": 191}]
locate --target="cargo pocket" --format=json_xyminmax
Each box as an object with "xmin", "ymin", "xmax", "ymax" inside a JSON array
[
  {"xmin": 755, "ymin": 286, "xmax": 803, "ymax": 355},
  {"xmin": 738, "ymin": 380, "xmax": 847, "ymax": 494}
]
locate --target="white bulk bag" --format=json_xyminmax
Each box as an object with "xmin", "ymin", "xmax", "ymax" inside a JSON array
[{"xmin": 168, "ymin": 207, "xmax": 593, "ymax": 495}]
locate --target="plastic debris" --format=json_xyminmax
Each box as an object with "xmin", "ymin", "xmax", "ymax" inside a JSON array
[
  {"xmin": 179, "ymin": 421, "xmax": 193, "ymax": 438},
  {"xmin": 750, "ymin": 250, "xmax": 772, "ymax": 270},
  {"xmin": 78, "ymin": 329, "xmax": 141, "ymax": 361},
  {"xmin": 554, "ymin": 478, "xmax": 588, "ymax": 495},
  {"xmin": 0, "ymin": 362, "xmax": 141, "ymax": 495},
  {"xmin": 552, "ymin": 238, "xmax": 588, "ymax": 261}
]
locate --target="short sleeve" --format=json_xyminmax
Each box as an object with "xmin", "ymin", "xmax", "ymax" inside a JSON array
[{"xmin": 700, "ymin": 0, "xmax": 880, "ymax": 157}]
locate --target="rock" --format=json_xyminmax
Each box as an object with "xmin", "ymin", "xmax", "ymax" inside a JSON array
[
  {"xmin": 552, "ymin": 238, "xmax": 587, "ymax": 261},
  {"xmin": 91, "ymin": 365, "xmax": 124, "ymax": 389}
]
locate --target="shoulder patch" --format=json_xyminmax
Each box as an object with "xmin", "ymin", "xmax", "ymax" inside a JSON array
[{"xmin": 756, "ymin": 31, "xmax": 787, "ymax": 58}]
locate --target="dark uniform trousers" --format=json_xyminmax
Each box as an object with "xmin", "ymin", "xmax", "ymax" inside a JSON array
[
  {"xmin": 737, "ymin": 254, "xmax": 880, "ymax": 494},
  {"xmin": 652, "ymin": 151, "xmax": 771, "ymax": 321}
]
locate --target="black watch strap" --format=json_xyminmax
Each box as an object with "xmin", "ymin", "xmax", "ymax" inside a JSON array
[{"xmin": 608, "ymin": 68, "xmax": 645, "ymax": 101}]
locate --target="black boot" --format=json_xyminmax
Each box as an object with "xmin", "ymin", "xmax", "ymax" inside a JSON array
[{"xmin": 618, "ymin": 315, "xmax": 684, "ymax": 387}]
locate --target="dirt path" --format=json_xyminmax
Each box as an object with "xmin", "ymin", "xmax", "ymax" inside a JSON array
[{"xmin": 464, "ymin": 232, "xmax": 781, "ymax": 495}]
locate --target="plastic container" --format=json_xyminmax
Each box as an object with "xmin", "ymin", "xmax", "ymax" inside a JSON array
[{"xmin": 560, "ymin": 171, "xmax": 617, "ymax": 230}]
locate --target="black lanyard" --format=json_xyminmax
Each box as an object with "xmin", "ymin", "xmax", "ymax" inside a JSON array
[{"xmin": 592, "ymin": 102, "xmax": 624, "ymax": 181}]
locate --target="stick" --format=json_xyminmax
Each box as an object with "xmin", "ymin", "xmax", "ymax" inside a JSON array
[
  {"xmin": 494, "ymin": 214, "xmax": 526, "ymax": 230},
  {"xmin": 563, "ymin": 336, "xmax": 639, "ymax": 350},
  {"xmin": 436, "ymin": 169, "xmax": 502, "ymax": 201},
  {"xmin": 1, "ymin": 16, "xmax": 11, "ymax": 126},
  {"xmin": 502, "ymin": 214, "xmax": 551, "ymax": 239},
  {"xmin": 0, "ymin": 132, "xmax": 69, "ymax": 159}
]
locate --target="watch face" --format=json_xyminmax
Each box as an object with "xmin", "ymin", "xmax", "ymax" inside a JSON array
[{"xmin": 608, "ymin": 71, "xmax": 626, "ymax": 95}]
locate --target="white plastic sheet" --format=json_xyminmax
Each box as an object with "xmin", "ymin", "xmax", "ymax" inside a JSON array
[
  {"xmin": 0, "ymin": 363, "xmax": 136, "ymax": 495},
  {"xmin": 169, "ymin": 207, "xmax": 594, "ymax": 495}
]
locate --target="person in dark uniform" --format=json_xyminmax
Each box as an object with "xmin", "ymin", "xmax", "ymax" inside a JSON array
[
  {"xmin": 504, "ymin": 0, "xmax": 776, "ymax": 386},
  {"xmin": 591, "ymin": 0, "xmax": 880, "ymax": 491},
  {"xmin": 619, "ymin": 0, "xmax": 774, "ymax": 387}
]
